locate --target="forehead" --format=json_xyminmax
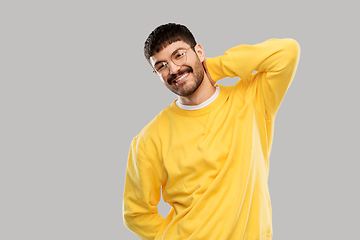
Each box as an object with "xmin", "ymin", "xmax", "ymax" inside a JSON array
[{"xmin": 149, "ymin": 41, "xmax": 191, "ymax": 66}]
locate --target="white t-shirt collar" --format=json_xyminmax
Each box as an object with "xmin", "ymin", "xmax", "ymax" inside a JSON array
[{"xmin": 175, "ymin": 86, "xmax": 220, "ymax": 111}]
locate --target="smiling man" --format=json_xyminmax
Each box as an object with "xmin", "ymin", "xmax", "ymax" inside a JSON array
[
  {"xmin": 148, "ymin": 32, "xmax": 215, "ymax": 106},
  {"xmin": 123, "ymin": 23, "xmax": 300, "ymax": 240}
]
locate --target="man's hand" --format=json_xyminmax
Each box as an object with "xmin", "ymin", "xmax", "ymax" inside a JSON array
[{"xmin": 203, "ymin": 58, "xmax": 215, "ymax": 86}]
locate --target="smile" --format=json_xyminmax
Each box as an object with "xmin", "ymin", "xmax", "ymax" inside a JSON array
[{"xmin": 174, "ymin": 72, "xmax": 189, "ymax": 85}]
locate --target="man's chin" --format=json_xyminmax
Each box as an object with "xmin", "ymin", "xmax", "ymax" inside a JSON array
[{"xmin": 172, "ymin": 81, "xmax": 202, "ymax": 97}]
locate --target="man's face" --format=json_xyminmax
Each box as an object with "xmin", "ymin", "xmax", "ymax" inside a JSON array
[{"xmin": 149, "ymin": 41, "xmax": 205, "ymax": 97}]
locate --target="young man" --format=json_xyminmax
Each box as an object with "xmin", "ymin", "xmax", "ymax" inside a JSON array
[{"xmin": 123, "ymin": 23, "xmax": 300, "ymax": 240}]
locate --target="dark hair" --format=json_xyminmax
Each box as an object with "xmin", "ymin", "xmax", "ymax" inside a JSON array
[{"xmin": 144, "ymin": 23, "xmax": 197, "ymax": 62}]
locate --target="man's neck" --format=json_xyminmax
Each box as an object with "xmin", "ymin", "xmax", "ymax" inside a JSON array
[{"xmin": 178, "ymin": 77, "xmax": 216, "ymax": 106}]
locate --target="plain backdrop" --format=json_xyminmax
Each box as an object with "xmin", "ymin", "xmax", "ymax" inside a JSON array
[{"xmin": 1, "ymin": 0, "xmax": 359, "ymax": 239}]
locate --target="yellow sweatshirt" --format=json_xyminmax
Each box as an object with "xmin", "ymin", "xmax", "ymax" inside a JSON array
[{"xmin": 123, "ymin": 38, "xmax": 300, "ymax": 240}]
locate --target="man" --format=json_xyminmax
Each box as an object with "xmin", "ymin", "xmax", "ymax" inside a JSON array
[{"xmin": 123, "ymin": 23, "xmax": 300, "ymax": 240}]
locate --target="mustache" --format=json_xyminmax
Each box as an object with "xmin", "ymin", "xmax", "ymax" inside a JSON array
[{"xmin": 167, "ymin": 66, "xmax": 193, "ymax": 85}]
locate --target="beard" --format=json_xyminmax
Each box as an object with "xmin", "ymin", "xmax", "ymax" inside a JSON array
[{"xmin": 165, "ymin": 58, "xmax": 205, "ymax": 97}]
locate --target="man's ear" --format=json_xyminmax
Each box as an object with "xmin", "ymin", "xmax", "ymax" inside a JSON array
[{"xmin": 194, "ymin": 43, "xmax": 205, "ymax": 62}]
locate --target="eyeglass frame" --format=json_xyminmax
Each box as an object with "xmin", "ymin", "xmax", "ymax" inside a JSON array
[{"xmin": 152, "ymin": 46, "xmax": 195, "ymax": 76}]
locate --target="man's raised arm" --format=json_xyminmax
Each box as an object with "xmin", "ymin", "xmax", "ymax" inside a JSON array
[{"xmin": 206, "ymin": 38, "xmax": 300, "ymax": 119}]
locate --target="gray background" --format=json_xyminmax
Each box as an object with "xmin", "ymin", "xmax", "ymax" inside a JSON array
[{"xmin": 1, "ymin": 0, "xmax": 359, "ymax": 239}]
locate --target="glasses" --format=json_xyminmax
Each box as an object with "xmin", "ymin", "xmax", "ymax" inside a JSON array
[{"xmin": 153, "ymin": 47, "xmax": 193, "ymax": 76}]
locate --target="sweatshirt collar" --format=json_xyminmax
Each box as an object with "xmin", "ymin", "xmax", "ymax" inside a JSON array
[
  {"xmin": 175, "ymin": 86, "xmax": 220, "ymax": 110},
  {"xmin": 170, "ymin": 85, "xmax": 228, "ymax": 117}
]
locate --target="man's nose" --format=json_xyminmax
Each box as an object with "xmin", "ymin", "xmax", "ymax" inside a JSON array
[{"xmin": 167, "ymin": 61, "xmax": 181, "ymax": 75}]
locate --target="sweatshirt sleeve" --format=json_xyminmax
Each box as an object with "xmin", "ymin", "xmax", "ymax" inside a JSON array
[
  {"xmin": 123, "ymin": 136, "xmax": 165, "ymax": 240},
  {"xmin": 206, "ymin": 38, "xmax": 300, "ymax": 119}
]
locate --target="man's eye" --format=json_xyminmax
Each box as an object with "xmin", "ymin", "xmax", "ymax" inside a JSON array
[
  {"xmin": 156, "ymin": 63, "xmax": 166, "ymax": 71},
  {"xmin": 173, "ymin": 51, "xmax": 186, "ymax": 60}
]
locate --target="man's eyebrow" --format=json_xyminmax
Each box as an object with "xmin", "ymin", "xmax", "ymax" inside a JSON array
[{"xmin": 154, "ymin": 60, "xmax": 165, "ymax": 67}]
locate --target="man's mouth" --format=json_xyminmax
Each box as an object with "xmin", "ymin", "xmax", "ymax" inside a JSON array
[
  {"xmin": 174, "ymin": 72, "xmax": 189, "ymax": 85},
  {"xmin": 167, "ymin": 67, "xmax": 192, "ymax": 85}
]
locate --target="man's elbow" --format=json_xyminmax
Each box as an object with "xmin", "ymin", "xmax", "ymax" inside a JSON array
[{"xmin": 284, "ymin": 38, "xmax": 301, "ymax": 64}]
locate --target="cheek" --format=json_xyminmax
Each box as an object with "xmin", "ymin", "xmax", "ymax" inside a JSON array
[
  {"xmin": 159, "ymin": 75, "xmax": 169, "ymax": 85},
  {"xmin": 193, "ymin": 60, "xmax": 204, "ymax": 74}
]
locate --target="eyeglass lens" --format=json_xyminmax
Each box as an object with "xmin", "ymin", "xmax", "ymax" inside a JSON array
[{"xmin": 155, "ymin": 49, "xmax": 188, "ymax": 75}]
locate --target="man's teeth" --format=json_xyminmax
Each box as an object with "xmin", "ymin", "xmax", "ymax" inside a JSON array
[{"xmin": 175, "ymin": 73, "xmax": 189, "ymax": 83}]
